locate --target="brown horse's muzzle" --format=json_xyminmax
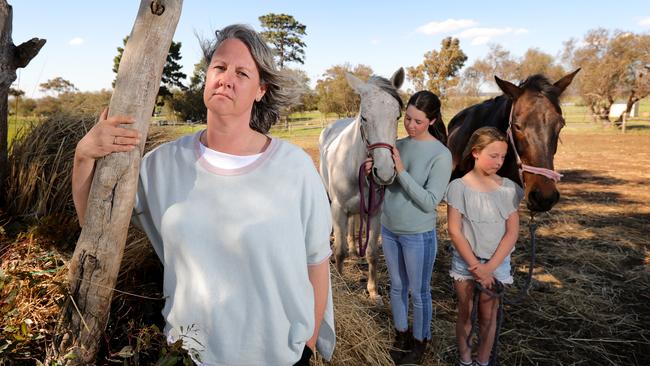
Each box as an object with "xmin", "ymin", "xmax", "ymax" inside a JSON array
[{"xmin": 525, "ymin": 175, "xmax": 560, "ymax": 212}]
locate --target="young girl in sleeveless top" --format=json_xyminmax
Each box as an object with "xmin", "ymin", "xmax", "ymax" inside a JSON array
[{"xmin": 445, "ymin": 127, "xmax": 523, "ymax": 366}]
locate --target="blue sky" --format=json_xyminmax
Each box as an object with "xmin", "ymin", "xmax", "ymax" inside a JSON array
[{"xmin": 10, "ymin": 1, "xmax": 650, "ymax": 98}]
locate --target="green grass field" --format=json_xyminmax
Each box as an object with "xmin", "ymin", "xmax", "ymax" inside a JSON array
[
  {"xmin": 7, "ymin": 116, "xmax": 39, "ymax": 145},
  {"xmin": 7, "ymin": 98, "xmax": 649, "ymax": 149}
]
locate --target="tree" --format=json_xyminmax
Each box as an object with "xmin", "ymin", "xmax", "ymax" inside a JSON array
[
  {"xmin": 612, "ymin": 34, "xmax": 650, "ymax": 122},
  {"xmin": 518, "ymin": 48, "xmax": 565, "ymax": 82},
  {"xmin": 0, "ymin": 0, "xmax": 45, "ymax": 203},
  {"xmin": 113, "ymin": 36, "xmax": 187, "ymax": 100},
  {"xmin": 463, "ymin": 44, "xmax": 518, "ymax": 93},
  {"xmin": 406, "ymin": 37, "xmax": 467, "ymax": 97},
  {"xmin": 48, "ymin": 1, "xmax": 183, "ymax": 363},
  {"xmin": 8, "ymin": 87, "xmax": 23, "ymax": 98},
  {"xmin": 564, "ymin": 29, "xmax": 650, "ymax": 126},
  {"xmin": 39, "ymin": 76, "xmax": 77, "ymax": 95},
  {"xmin": 315, "ymin": 64, "xmax": 372, "ymax": 118},
  {"xmin": 258, "ymin": 13, "xmax": 307, "ymax": 69},
  {"xmin": 284, "ymin": 68, "xmax": 315, "ymax": 113},
  {"xmin": 170, "ymin": 59, "xmax": 207, "ymax": 122}
]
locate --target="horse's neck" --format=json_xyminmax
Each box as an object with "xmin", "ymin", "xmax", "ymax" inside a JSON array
[
  {"xmin": 342, "ymin": 118, "xmax": 368, "ymax": 163},
  {"xmin": 490, "ymin": 96, "xmax": 513, "ymax": 132},
  {"xmin": 497, "ymin": 97, "xmax": 523, "ymax": 185}
]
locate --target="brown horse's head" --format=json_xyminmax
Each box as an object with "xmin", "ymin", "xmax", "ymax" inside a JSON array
[{"xmin": 495, "ymin": 69, "xmax": 580, "ymax": 212}]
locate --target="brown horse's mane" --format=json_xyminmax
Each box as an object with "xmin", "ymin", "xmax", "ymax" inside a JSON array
[{"xmin": 518, "ymin": 74, "xmax": 562, "ymax": 112}]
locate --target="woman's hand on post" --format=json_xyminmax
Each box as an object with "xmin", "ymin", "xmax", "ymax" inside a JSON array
[
  {"xmin": 363, "ymin": 157, "xmax": 373, "ymax": 176},
  {"xmin": 75, "ymin": 108, "xmax": 140, "ymax": 161},
  {"xmin": 392, "ymin": 147, "xmax": 404, "ymax": 173}
]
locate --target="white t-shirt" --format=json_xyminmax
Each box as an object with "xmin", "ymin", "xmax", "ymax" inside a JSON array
[
  {"xmin": 198, "ymin": 140, "xmax": 262, "ymax": 169},
  {"xmin": 133, "ymin": 131, "xmax": 335, "ymax": 365}
]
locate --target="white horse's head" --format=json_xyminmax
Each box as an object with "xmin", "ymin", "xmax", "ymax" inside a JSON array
[{"xmin": 346, "ymin": 68, "xmax": 404, "ymax": 185}]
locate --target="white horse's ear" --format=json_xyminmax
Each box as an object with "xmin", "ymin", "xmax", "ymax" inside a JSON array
[
  {"xmin": 390, "ymin": 67, "xmax": 405, "ymax": 89},
  {"xmin": 345, "ymin": 72, "xmax": 367, "ymax": 95}
]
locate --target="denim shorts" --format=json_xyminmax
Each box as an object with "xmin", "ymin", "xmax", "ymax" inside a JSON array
[{"xmin": 449, "ymin": 249, "xmax": 513, "ymax": 284}]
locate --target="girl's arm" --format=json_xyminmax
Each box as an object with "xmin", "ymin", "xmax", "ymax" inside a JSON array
[
  {"xmin": 469, "ymin": 210, "xmax": 519, "ymax": 286},
  {"xmin": 447, "ymin": 205, "xmax": 480, "ymax": 268},
  {"xmin": 396, "ymin": 149, "xmax": 452, "ymax": 213},
  {"xmin": 486, "ymin": 210, "xmax": 519, "ymax": 271}
]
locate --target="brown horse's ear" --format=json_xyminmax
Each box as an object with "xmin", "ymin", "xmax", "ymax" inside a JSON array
[
  {"xmin": 390, "ymin": 67, "xmax": 405, "ymax": 90},
  {"xmin": 554, "ymin": 68, "xmax": 581, "ymax": 95},
  {"xmin": 495, "ymin": 76, "xmax": 523, "ymax": 99}
]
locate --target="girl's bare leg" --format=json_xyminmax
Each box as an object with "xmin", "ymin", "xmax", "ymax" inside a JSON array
[
  {"xmin": 476, "ymin": 291, "xmax": 500, "ymax": 364},
  {"xmin": 454, "ymin": 280, "xmax": 475, "ymax": 364}
]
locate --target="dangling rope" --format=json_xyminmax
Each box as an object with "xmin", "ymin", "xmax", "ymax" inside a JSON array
[{"xmin": 357, "ymin": 142, "xmax": 392, "ymax": 257}]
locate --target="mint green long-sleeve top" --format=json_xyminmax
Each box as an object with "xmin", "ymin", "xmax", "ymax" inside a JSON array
[{"xmin": 380, "ymin": 137, "xmax": 452, "ymax": 234}]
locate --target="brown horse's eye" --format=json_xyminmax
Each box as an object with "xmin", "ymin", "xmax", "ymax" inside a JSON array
[{"xmin": 513, "ymin": 123, "xmax": 522, "ymax": 131}]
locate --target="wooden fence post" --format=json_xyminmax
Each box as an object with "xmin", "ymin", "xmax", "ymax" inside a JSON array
[{"xmin": 48, "ymin": 1, "xmax": 183, "ymax": 364}]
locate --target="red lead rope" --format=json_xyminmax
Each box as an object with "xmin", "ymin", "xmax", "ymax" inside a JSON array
[{"xmin": 357, "ymin": 143, "xmax": 394, "ymax": 257}]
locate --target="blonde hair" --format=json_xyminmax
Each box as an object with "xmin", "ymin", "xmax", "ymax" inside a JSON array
[{"xmin": 459, "ymin": 127, "xmax": 508, "ymax": 172}]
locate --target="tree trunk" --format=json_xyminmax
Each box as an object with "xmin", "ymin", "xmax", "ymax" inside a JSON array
[
  {"xmin": 48, "ymin": 1, "xmax": 182, "ymax": 364},
  {"xmin": 613, "ymin": 91, "xmax": 637, "ymax": 124},
  {"xmin": 0, "ymin": 0, "xmax": 45, "ymax": 204}
]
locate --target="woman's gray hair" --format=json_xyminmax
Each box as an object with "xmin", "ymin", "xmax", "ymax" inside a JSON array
[{"xmin": 202, "ymin": 24, "xmax": 293, "ymax": 134}]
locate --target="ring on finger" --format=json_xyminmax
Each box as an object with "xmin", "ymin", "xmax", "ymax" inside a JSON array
[{"xmin": 114, "ymin": 136, "xmax": 118, "ymax": 145}]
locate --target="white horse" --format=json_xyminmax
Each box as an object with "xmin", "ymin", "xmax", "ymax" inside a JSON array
[{"xmin": 319, "ymin": 69, "xmax": 404, "ymax": 303}]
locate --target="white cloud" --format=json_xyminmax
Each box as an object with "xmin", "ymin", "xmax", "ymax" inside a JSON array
[
  {"xmin": 416, "ymin": 19, "xmax": 477, "ymax": 35},
  {"xmin": 69, "ymin": 37, "xmax": 84, "ymax": 46},
  {"xmin": 455, "ymin": 27, "xmax": 528, "ymax": 45},
  {"xmin": 370, "ymin": 39, "xmax": 380, "ymax": 45},
  {"xmin": 471, "ymin": 36, "xmax": 491, "ymax": 45},
  {"xmin": 639, "ymin": 17, "xmax": 650, "ymax": 27}
]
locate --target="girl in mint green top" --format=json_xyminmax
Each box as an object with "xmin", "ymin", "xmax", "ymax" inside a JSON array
[{"xmin": 366, "ymin": 91, "xmax": 451, "ymax": 365}]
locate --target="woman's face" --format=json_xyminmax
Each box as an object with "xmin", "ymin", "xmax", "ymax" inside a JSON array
[
  {"xmin": 203, "ymin": 38, "xmax": 267, "ymax": 120},
  {"xmin": 403, "ymin": 105, "xmax": 433, "ymax": 139},
  {"xmin": 472, "ymin": 140, "xmax": 508, "ymax": 175}
]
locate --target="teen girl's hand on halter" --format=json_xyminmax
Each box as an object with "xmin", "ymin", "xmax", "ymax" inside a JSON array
[
  {"xmin": 363, "ymin": 157, "xmax": 373, "ymax": 176},
  {"xmin": 392, "ymin": 147, "xmax": 404, "ymax": 173},
  {"xmin": 76, "ymin": 108, "xmax": 141, "ymax": 161}
]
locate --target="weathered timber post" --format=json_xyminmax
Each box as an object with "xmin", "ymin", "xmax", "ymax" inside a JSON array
[
  {"xmin": 49, "ymin": 1, "xmax": 183, "ymax": 364},
  {"xmin": 0, "ymin": 0, "xmax": 45, "ymax": 204}
]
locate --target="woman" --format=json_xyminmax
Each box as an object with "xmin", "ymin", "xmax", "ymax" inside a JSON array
[
  {"xmin": 366, "ymin": 90, "xmax": 451, "ymax": 365},
  {"xmin": 72, "ymin": 24, "xmax": 335, "ymax": 366}
]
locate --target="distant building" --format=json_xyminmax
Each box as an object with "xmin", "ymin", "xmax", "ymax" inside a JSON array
[{"xmin": 609, "ymin": 102, "xmax": 639, "ymax": 119}]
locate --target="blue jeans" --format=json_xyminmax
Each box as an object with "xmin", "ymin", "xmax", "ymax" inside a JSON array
[{"xmin": 382, "ymin": 226, "xmax": 437, "ymax": 341}]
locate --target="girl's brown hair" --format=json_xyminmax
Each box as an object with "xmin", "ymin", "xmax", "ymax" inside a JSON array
[{"xmin": 459, "ymin": 126, "xmax": 508, "ymax": 172}]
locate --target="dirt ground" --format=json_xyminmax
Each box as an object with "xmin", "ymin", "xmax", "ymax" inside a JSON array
[{"xmin": 308, "ymin": 132, "xmax": 650, "ymax": 366}]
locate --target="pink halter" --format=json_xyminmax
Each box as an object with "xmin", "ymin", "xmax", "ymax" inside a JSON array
[{"xmin": 506, "ymin": 107, "xmax": 563, "ymax": 184}]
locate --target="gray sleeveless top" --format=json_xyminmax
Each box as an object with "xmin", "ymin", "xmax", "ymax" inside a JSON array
[{"xmin": 444, "ymin": 177, "xmax": 524, "ymax": 259}]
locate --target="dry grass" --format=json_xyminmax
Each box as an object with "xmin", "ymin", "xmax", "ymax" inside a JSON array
[{"xmin": 1, "ymin": 117, "xmax": 648, "ymax": 365}]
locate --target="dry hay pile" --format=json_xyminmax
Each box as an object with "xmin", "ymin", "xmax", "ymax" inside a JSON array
[{"xmin": 6, "ymin": 111, "xmax": 183, "ymax": 220}]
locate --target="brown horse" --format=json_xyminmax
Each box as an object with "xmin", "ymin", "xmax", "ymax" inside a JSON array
[{"xmin": 447, "ymin": 70, "xmax": 580, "ymax": 212}]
